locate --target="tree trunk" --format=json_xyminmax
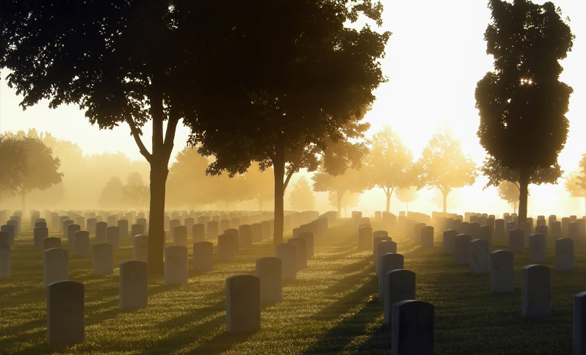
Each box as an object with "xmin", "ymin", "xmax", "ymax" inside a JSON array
[
  {"xmin": 384, "ymin": 187, "xmax": 394, "ymax": 213},
  {"xmin": 442, "ymin": 191, "xmax": 448, "ymax": 213},
  {"xmin": 583, "ymin": 196, "xmax": 585, "ymax": 217},
  {"xmin": 406, "ymin": 202, "xmax": 409, "ymax": 214},
  {"xmin": 518, "ymin": 166, "xmax": 531, "ymax": 223},
  {"xmin": 513, "ymin": 200, "xmax": 517, "ymax": 214},
  {"xmin": 147, "ymin": 157, "xmax": 168, "ymax": 274},
  {"xmin": 272, "ymin": 147, "xmax": 285, "ymax": 245},
  {"xmin": 337, "ymin": 190, "xmax": 344, "ymax": 217},
  {"xmin": 21, "ymin": 190, "xmax": 26, "ymax": 215}
]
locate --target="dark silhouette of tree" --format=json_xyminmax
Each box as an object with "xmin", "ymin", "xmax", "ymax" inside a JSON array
[
  {"xmin": 184, "ymin": 1, "xmax": 389, "ymax": 243},
  {"xmin": 364, "ymin": 125, "xmax": 414, "ymax": 213},
  {"xmin": 396, "ymin": 186, "xmax": 418, "ymax": 213},
  {"xmin": 0, "ymin": 136, "xmax": 62, "ymax": 212},
  {"xmin": 565, "ymin": 153, "xmax": 586, "ymax": 215},
  {"xmin": 475, "ymin": 0, "xmax": 574, "ymax": 223},
  {"xmin": 288, "ymin": 177, "xmax": 315, "ymax": 211},
  {"xmin": 417, "ymin": 127, "xmax": 477, "ymax": 213}
]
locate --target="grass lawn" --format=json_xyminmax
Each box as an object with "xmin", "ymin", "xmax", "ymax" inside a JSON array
[{"xmin": 1, "ymin": 218, "xmax": 584, "ymax": 354}]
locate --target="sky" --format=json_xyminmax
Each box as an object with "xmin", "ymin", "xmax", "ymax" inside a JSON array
[{"xmin": 1, "ymin": 0, "xmax": 585, "ymax": 216}]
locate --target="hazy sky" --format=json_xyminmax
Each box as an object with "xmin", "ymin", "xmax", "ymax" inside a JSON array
[{"xmin": 1, "ymin": 0, "xmax": 584, "ymax": 216}]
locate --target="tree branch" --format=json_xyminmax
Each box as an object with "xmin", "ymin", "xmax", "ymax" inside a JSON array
[
  {"xmin": 125, "ymin": 115, "xmax": 152, "ymax": 163},
  {"xmin": 164, "ymin": 109, "xmax": 180, "ymax": 158}
]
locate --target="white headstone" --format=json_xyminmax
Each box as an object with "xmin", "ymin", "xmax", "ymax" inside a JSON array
[
  {"xmin": 529, "ymin": 233, "xmax": 546, "ymax": 262},
  {"xmin": 164, "ymin": 246, "xmax": 188, "ymax": 285},
  {"xmin": 193, "ymin": 241, "xmax": 213, "ymax": 272},
  {"xmin": 93, "ymin": 244, "xmax": 114, "ymax": 275},
  {"xmin": 119, "ymin": 260, "xmax": 148, "ymax": 310},
  {"xmin": 275, "ymin": 243, "xmax": 297, "ymax": 280},
  {"xmin": 43, "ymin": 248, "xmax": 69, "ymax": 288},
  {"xmin": 469, "ymin": 239, "xmax": 489, "ymax": 275},
  {"xmin": 256, "ymin": 257, "xmax": 282, "ymax": 303}
]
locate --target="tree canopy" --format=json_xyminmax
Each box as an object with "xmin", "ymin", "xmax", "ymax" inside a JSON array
[
  {"xmin": 288, "ymin": 177, "xmax": 316, "ymax": 212},
  {"xmin": 313, "ymin": 166, "xmax": 366, "ymax": 216},
  {"xmin": 0, "ymin": 135, "xmax": 29, "ymax": 196},
  {"xmin": 497, "ymin": 181, "xmax": 521, "ymax": 212},
  {"xmin": 184, "ymin": 0, "xmax": 390, "ymax": 243},
  {"xmin": 564, "ymin": 153, "xmax": 586, "ymax": 215},
  {"xmin": 475, "ymin": 0, "xmax": 574, "ymax": 222},
  {"xmin": 363, "ymin": 125, "xmax": 414, "ymax": 213},
  {"xmin": 417, "ymin": 127, "xmax": 477, "ymax": 213}
]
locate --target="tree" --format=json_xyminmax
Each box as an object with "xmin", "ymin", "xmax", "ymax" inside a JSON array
[
  {"xmin": 288, "ymin": 177, "xmax": 316, "ymax": 211},
  {"xmin": 364, "ymin": 125, "xmax": 414, "ymax": 213},
  {"xmin": 123, "ymin": 172, "xmax": 149, "ymax": 208},
  {"xmin": 396, "ymin": 186, "xmax": 418, "ymax": 213},
  {"xmin": 185, "ymin": 0, "xmax": 389, "ymax": 243},
  {"xmin": 565, "ymin": 153, "xmax": 586, "ymax": 215},
  {"xmin": 417, "ymin": 127, "xmax": 477, "ymax": 213},
  {"xmin": 498, "ymin": 181, "xmax": 521, "ymax": 212},
  {"xmin": 1, "ymin": 1, "xmax": 244, "ymax": 273},
  {"xmin": 327, "ymin": 191, "xmax": 360, "ymax": 218},
  {"xmin": 99, "ymin": 177, "xmax": 126, "ymax": 209},
  {"xmin": 475, "ymin": 0, "xmax": 574, "ymax": 223},
  {"xmin": 244, "ymin": 163, "xmax": 275, "ymax": 211},
  {"xmin": 313, "ymin": 167, "xmax": 366, "ymax": 216},
  {"xmin": 0, "ymin": 136, "xmax": 63, "ymax": 212},
  {"xmin": 0, "ymin": 135, "xmax": 29, "ymax": 195}
]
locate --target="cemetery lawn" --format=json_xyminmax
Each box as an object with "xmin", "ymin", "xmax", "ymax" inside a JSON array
[{"xmin": 1, "ymin": 220, "xmax": 583, "ymax": 355}]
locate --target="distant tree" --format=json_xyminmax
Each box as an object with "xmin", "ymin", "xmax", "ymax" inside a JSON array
[
  {"xmin": 565, "ymin": 153, "xmax": 586, "ymax": 215},
  {"xmin": 288, "ymin": 177, "xmax": 315, "ymax": 211},
  {"xmin": 99, "ymin": 177, "xmax": 125, "ymax": 209},
  {"xmin": 166, "ymin": 147, "xmax": 217, "ymax": 209},
  {"xmin": 364, "ymin": 125, "xmax": 414, "ymax": 213},
  {"xmin": 396, "ymin": 186, "xmax": 418, "ymax": 213},
  {"xmin": 313, "ymin": 167, "xmax": 366, "ymax": 216},
  {"xmin": 0, "ymin": 136, "xmax": 63, "ymax": 212},
  {"xmin": 328, "ymin": 191, "xmax": 360, "ymax": 218},
  {"xmin": 0, "ymin": 135, "xmax": 29, "ymax": 195},
  {"xmin": 244, "ymin": 163, "xmax": 274, "ymax": 211},
  {"xmin": 213, "ymin": 173, "xmax": 251, "ymax": 210},
  {"xmin": 497, "ymin": 181, "xmax": 521, "ymax": 213},
  {"xmin": 123, "ymin": 172, "xmax": 149, "ymax": 208},
  {"xmin": 475, "ymin": 0, "xmax": 574, "ymax": 223},
  {"xmin": 184, "ymin": 1, "xmax": 389, "ymax": 243},
  {"xmin": 417, "ymin": 127, "xmax": 476, "ymax": 213}
]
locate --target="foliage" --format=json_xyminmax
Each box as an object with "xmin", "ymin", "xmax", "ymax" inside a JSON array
[
  {"xmin": 364, "ymin": 125, "xmax": 414, "ymax": 212},
  {"xmin": 481, "ymin": 155, "xmax": 562, "ymax": 188},
  {"xmin": 327, "ymin": 191, "xmax": 360, "ymax": 218},
  {"xmin": 288, "ymin": 176, "xmax": 316, "ymax": 211},
  {"xmin": 395, "ymin": 186, "xmax": 418, "ymax": 213},
  {"xmin": 313, "ymin": 167, "xmax": 366, "ymax": 215},
  {"xmin": 475, "ymin": 0, "xmax": 573, "ymax": 222},
  {"xmin": 123, "ymin": 172, "xmax": 149, "ymax": 208},
  {"xmin": 416, "ymin": 126, "xmax": 476, "ymax": 213},
  {"xmin": 564, "ymin": 153, "xmax": 586, "ymax": 215},
  {"xmin": 497, "ymin": 181, "xmax": 520, "ymax": 211},
  {"xmin": 0, "ymin": 135, "xmax": 29, "ymax": 195},
  {"xmin": 244, "ymin": 163, "xmax": 275, "ymax": 211},
  {"xmin": 184, "ymin": 0, "xmax": 390, "ymax": 243},
  {"xmin": 98, "ymin": 176, "xmax": 125, "ymax": 209}
]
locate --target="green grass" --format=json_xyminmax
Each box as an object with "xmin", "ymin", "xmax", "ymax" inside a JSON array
[{"xmin": 1, "ymin": 220, "xmax": 584, "ymax": 354}]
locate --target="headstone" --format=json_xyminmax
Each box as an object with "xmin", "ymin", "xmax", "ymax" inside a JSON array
[
  {"xmin": 107, "ymin": 215, "xmax": 117, "ymax": 228},
  {"xmin": 562, "ymin": 217, "xmax": 570, "ymax": 234},
  {"xmin": 226, "ymin": 275, "xmax": 261, "ymax": 333},
  {"xmin": 299, "ymin": 232, "xmax": 315, "ymax": 258},
  {"xmin": 479, "ymin": 225, "xmax": 493, "ymax": 246},
  {"xmin": 34, "ymin": 227, "xmax": 49, "ymax": 250},
  {"xmin": 251, "ymin": 223, "xmax": 263, "ymax": 243},
  {"xmin": 207, "ymin": 221, "xmax": 219, "ymax": 240},
  {"xmin": 46, "ymin": 281, "xmax": 84, "ymax": 345},
  {"xmin": 1, "ymin": 224, "xmax": 15, "ymax": 246},
  {"xmin": 384, "ymin": 270, "xmax": 416, "ymax": 325},
  {"xmin": 93, "ymin": 244, "xmax": 114, "ymax": 275},
  {"xmin": 136, "ymin": 218, "xmax": 147, "ymax": 232},
  {"xmin": 379, "ymin": 253, "xmax": 405, "ymax": 299},
  {"xmin": 133, "ymin": 235, "xmax": 148, "ymax": 262},
  {"xmin": 43, "ymin": 237, "xmax": 61, "ymax": 251},
  {"xmin": 106, "ymin": 226, "xmax": 120, "ymax": 248},
  {"xmin": 358, "ymin": 225, "xmax": 373, "ymax": 250},
  {"xmin": 494, "ymin": 219, "xmax": 505, "ymax": 236},
  {"xmin": 220, "ymin": 219, "xmax": 231, "ymax": 233},
  {"xmin": 522, "ymin": 265, "xmax": 551, "ymax": 318},
  {"xmin": 256, "ymin": 257, "xmax": 283, "ymax": 303},
  {"xmin": 87, "ymin": 218, "xmax": 97, "ymax": 235},
  {"xmin": 569, "ymin": 222, "xmax": 580, "ymax": 241},
  {"xmin": 119, "ymin": 260, "xmax": 148, "ymax": 310},
  {"xmin": 288, "ymin": 237, "xmax": 307, "ymax": 269},
  {"xmin": 184, "ymin": 218, "xmax": 194, "ymax": 238},
  {"xmin": 551, "ymin": 220, "xmax": 562, "ymax": 239},
  {"xmin": 164, "ymin": 246, "xmax": 188, "ymax": 285},
  {"xmin": 529, "ymin": 233, "xmax": 546, "ymax": 262},
  {"xmin": 0, "ymin": 244, "xmax": 9, "ymax": 279},
  {"xmin": 169, "ymin": 219, "xmax": 181, "ymax": 237},
  {"xmin": 173, "ymin": 225, "xmax": 187, "ymax": 246},
  {"xmin": 62, "ymin": 219, "xmax": 74, "ymax": 240},
  {"xmin": 421, "ymin": 226, "xmax": 434, "ymax": 248},
  {"xmin": 375, "ymin": 240, "xmax": 397, "ymax": 279},
  {"xmin": 275, "ymin": 243, "xmax": 297, "ymax": 280},
  {"xmin": 509, "ymin": 229, "xmax": 524, "ymax": 253},
  {"xmin": 443, "ymin": 230, "xmax": 457, "ymax": 254},
  {"xmin": 43, "ymin": 248, "xmax": 69, "ymax": 288},
  {"xmin": 391, "ymin": 300, "xmax": 434, "ymax": 355},
  {"xmin": 556, "ymin": 238, "xmax": 574, "ymax": 271},
  {"xmin": 574, "ymin": 292, "xmax": 586, "ymax": 354},
  {"xmin": 95, "ymin": 221, "xmax": 107, "ymax": 243},
  {"xmin": 224, "ymin": 228, "xmax": 240, "ymax": 249},
  {"xmin": 490, "ymin": 250, "xmax": 514, "ymax": 293},
  {"xmin": 131, "ymin": 223, "xmax": 144, "ymax": 239},
  {"xmin": 469, "ymin": 239, "xmax": 489, "ymax": 275},
  {"xmin": 535, "ymin": 224, "xmax": 548, "ymax": 239},
  {"xmin": 117, "ymin": 219, "xmax": 129, "ymax": 239},
  {"xmin": 506, "ymin": 221, "xmax": 517, "ymax": 235},
  {"xmin": 469, "ymin": 222, "xmax": 480, "ymax": 239},
  {"xmin": 519, "ymin": 222, "xmax": 531, "ymax": 241},
  {"xmin": 454, "ymin": 234, "xmax": 472, "ymax": 264},
  {"xmin": 217, "ymin": 234, "xmax": 238, "ymax": 261},
  {"xmin": 193, "ymin": 223, "xmax": 205, "ymax": 243},
  {"xmin": 67, "ymin": 224, "xmax": 81, "ymax": 245},
  {"xmin": 73, "ymin": 231, "xmax": 90, "ymax": 256},
  {"xmin": 193, "ymin": 241, "xmax": 213, "ymax": 272}
]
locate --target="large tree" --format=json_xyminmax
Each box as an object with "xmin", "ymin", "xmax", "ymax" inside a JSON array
[
  {"xmin": 364, "ymin": 125, "xmax": 414, "ymax": 213},
  {"xmin": 313, "ymin": 167, "xmax": 366, "ymax": 216},
  {"xmin": 0, "ymin": 135, "xmax": 29, "ymax": 196},
  {"xmin": 475, "ymin": 0, "xmax": 574, "ymax": 222},
  {"xmin": 0, "ymin": 2, "xmax": 242, "ymax": 272},
  {"xmin": 184, "ymin": 0, "xmax": 389, "ymax": 243},
  {"xmin": 417, "ymin": 127, "xmax": 477, "ymax": 213},
  {"xmin": 565, "ymin": 153, "xmax": 586, "ymax": 215}
]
